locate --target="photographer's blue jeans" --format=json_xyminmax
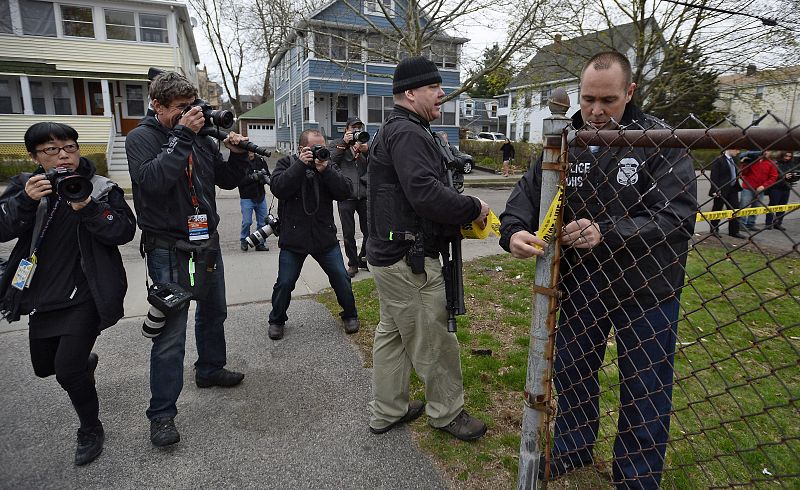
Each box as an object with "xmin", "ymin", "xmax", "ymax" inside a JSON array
[
  {"xmin": 240, "ymin": 197, "xmax": 268, "ymax": 241},
  {"xmin": 738, "ymin": 188, "xmax": 763, "ymax": 228},
  {"xmin": 145, "ymin": 247, "xmax": 228, "ymax": 421},
  {"xmin": 268, "ymin": 245, "xmax": 357, "ymax": 325}
]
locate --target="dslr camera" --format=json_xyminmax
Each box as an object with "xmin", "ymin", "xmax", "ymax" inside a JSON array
[
  {"xmin": 183, "ymin": 98, "xmax": 235, "ymax": 128},
  {"xmin": 310, "ymin": 144, "xmax": 330, "ymax": 161},
  {"xmin": 45, "ymin": 167, "xmax": 93, "ymax": 202},
  {"xmin": 348, "ymin": 130, "xmax": 370, "ymax": 146},
  {"xmin": 244, "ymin": 214, "xmax": 280, "ymax": 248},
  {"xmin": 248, "ymin": 169, "xmax": 270, "ymax": 186}
]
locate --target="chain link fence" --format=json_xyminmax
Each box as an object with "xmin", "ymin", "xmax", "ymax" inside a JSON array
[{"xmin": 523, "ymin": 101, "xmax": 799, "ymax": 488}]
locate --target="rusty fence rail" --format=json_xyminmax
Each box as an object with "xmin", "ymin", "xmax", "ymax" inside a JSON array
[{"xmin": 524, "ymin": 107, "xmax": 799, "ymax": 489}]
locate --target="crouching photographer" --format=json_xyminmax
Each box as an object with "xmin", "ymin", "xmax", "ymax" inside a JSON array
[
  {"xmin": 266, "ymin": 129, "xmax": 359, "ymax": 340},
  {"xmin": 0, "ymin": 122, "xmax": 136, "ymax": 466},
  {"xmin": 238, "ymin": 152, "xmax": 272, "ymax": 252},
  {"xmin": 125, "ymin": 70, "xmax": 249, "ymax": 449}
]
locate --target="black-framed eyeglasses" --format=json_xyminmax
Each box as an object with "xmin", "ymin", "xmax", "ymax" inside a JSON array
[{"xmin": 35, "ymin": 143, "xmax": 79, "ymax": 155}]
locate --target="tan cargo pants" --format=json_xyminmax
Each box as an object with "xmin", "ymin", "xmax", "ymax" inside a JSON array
[{"xmin": 368, "ymin": 257, "xmax": 465, "ymax": 430}]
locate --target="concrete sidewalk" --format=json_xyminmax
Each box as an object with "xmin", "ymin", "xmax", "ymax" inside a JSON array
[{"xmin": 0, "ymin": 299, "xmax": 448, "ymax": 489}]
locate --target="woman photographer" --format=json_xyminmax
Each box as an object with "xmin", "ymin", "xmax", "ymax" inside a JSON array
[{"xmin": 0, "ymin": 122, "xmax": 136, "ymax": 466}]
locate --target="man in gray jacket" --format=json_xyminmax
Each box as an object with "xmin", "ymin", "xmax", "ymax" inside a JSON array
[{"xmin": 330, "ymin": 116, "xmax": 369, "ymax": 277}]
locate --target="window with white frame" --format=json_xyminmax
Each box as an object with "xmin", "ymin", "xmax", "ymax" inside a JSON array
[
  {"xmin": 510, "ymin": 123, "xmax": 516, "ymax": 138},
  {"xmin": 105, "ymin": 10, "xmax": 136, "ymax": 41},
  {"xmin": 367, "ymin": 34, "xmax": 391, "ymax": 63},
  {"xmin": 488, "ymin": 102, "xmax": 497, "ymax": 118},
  {"xmin": 522, "ymin": 122, "xmax": 530, "ymax": 141},
  {"xmin": 463, "ymin": 100, "xmax": 474, "ymax": 117},
  {"xmin": 367, "ymin": 95, "xmax": 394, "ymax": 123},
  {"xmin": 335, "ymin": 95, "xmax": 349, "ymax": 123},
  {"xmin": 61, "ymin": 5, "xmax": 94, "ymax": 38},
  {"xmin": 303, "ymin": 92, "xmax": 310, "ymax": 121},
  {"xmin": 755, "ymin": 86, "xmax": 764, "ymax": 99},
  {"xmin": 52, "ymin": 81, "xmax": 72, "ymax": 114},
  {"xmin": 539, "ymin": 85, "xmax": 552, "ymax": 107},
  {"xmin": 283, "ymin": 100, "xmax": 289, "ymax": 125},
  {"xmin": 431, "ymin": 100, "xmax": 456, "ymax": 125},
  {"xmin": 29, "ymin": 81, "xmax": 46, "ymax": 114},
  {"xmin": 0, "ymin": 0, "xmax": 12, "ymax": 33},
  {"xmin": 0, "ymin": 80, "xmax": 13, "ymax": 113},
  {"xmin": 20, "ymin": 0, "xmax": 56, "ymax": 37},
  {"xmin": 125, "ymin": 84, "xmax": 146, "ymax": 117},
  {"xmin": 140, "ymin": 13, "xmax": 168, "ymax": 43},
  {"xmin": 426, "ymin": 43, "xmax": 458, "ymax": 69},
  {"xmin": 364, "ymin": 0, "xmax": 392, "ymax": 16},
  {"xmin": 498, "ymin": 97, "xmax": 507, "ymax": 108}
]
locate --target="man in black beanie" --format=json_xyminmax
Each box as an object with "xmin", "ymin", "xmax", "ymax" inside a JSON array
[{"xmin": 366, "ymin": 56, "xmax": 490, "ymax": 441}]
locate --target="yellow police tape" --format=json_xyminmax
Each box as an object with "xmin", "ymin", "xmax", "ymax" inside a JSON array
[
  {"xmin": 460, "ymin": 200, "xmax": 797, "ymax": 240},
  {"xmin": 696, "ymin": 203, "xmax": 800, "ymax": 222}
]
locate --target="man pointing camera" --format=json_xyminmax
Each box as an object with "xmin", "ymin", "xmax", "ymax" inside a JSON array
[{"xmin": 126, "ymin": 71, "xmax": 249, "ymax": 448}]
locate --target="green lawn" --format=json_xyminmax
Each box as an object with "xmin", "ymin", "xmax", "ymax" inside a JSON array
[{"xmin": 317, "ymin": 244, "xmax": 800, "ymax": 489}]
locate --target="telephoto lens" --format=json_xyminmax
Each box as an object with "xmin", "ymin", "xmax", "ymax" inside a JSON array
[
  {"xmin": 245, "ymin": 214, "xmax": 280, "ymax": 248},
  {"xmin": 141, "ymin": 305, "xmax": 166, "ymax": 338},
  {"xmin": 310, "ymin": 144, "xmax": 330, "ymax": 161}
]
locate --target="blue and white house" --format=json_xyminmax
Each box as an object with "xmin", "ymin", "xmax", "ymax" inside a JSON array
[{"xmin": 269, "ymin": 0, "xmax": 466, "ymax": 153}]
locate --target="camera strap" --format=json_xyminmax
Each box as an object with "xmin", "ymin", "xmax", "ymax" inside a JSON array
[
  {"xmin": 28, "ymin": 196, "xmax": 62, "ymax": 260},
  {"xmin": 186, "ymin": 153, "xmax": 200, "ymax": 214}
]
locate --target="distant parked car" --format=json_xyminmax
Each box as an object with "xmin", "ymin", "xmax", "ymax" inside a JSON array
[
  {"xmin": 449, "ymin": 145, "xmax": 473, "ymax": 174},
  {"xmin": 476, "ymin": 132, "xmax": 507, "ymax": 141}
]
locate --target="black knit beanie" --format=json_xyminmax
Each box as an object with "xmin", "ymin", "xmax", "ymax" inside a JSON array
[{"xmin": 392, "ymin": 56, "xmax": 443, "ymax": 94}]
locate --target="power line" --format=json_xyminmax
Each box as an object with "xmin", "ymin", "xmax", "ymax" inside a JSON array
[{"xmin": 660, "ymin": 0, "xmax": 778, "ymax": 26}]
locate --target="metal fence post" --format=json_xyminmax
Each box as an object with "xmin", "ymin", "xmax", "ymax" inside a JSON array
[{"xmin": 517, "ymin": 88, "xmax": 571, "ymax": 490}]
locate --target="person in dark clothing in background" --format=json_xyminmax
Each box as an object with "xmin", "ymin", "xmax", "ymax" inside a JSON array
[
  {"xmin": 0, "ymin": 122, "xmax": 136, "ymax": 466},
  {"xmin": 266, "ymin": 129, "xmax": 359, "ymax": 340},
  {"xmin": 766, "ymin": 151, "xmax": 799, "ymax": 231},
  {"xmin": 501, "ymin": 138, "xmax": 515, "ymax": 177},
  {"xmin": 708, "ymin": 148, "xmax": 744, "ymax": 238},
  {"xmin": 238, "ymin": 151, "xmax": 271, "ymax": 251},
  {"xmin": 330, "ymin": 116, "xmax": 369, "ymax": 277},
  {"xmin": 126, "ymin": 71, "xmax": 249, "ymax": 448}
]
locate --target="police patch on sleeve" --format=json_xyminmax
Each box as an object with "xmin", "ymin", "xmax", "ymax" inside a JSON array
[{"xmin": 616, "ymin": 158, "xmax": 640, "ymax": 186}]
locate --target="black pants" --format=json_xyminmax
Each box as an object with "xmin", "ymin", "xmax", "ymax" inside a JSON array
[
  {"xmin": 338, "ymin": 199, "xmax": 368, "ymax": 267},
  {"xmin": 29, "ymin": 307, "xmax": 100, "ymax": 430},
  {"xmin": 710, "ymin": 187, "xmax": 740, "ymax": 236}
]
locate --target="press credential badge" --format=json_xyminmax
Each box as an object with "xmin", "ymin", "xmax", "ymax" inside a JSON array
[
  {"xmin": 11, "ymin": 257, "xmax": 36, "ymax": 290},
  {"xmin": 188, "ymin": 214, "xmax": 209, "ymax": 241}
]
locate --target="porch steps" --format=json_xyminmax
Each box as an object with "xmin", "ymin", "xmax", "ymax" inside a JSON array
[{"xmin": 107, "ymin": 135, "xmax": 131, "ymax": 189}]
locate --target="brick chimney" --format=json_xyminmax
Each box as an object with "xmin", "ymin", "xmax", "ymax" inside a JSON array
[{"xmin": 746, "ymin": 64, "xmax": 757, "ymax": 76}]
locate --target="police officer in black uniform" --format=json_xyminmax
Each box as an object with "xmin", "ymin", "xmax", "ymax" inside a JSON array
[{"xmin": 366, "ymin": 56, "xmax": 490, "ymax": 441}]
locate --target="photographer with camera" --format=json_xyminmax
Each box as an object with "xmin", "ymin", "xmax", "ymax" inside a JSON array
[
  {"xmin": 266, "ymin": 129, "xmax": 359, "ymax": 340},
  {"xmin": 125, "ymin": 71, "xmax": 249, "ymax": 448},
  {"xmin": 366, "ymin": 57, "xmax": 489, "ymax": 440},
  {"xmin": 330, "ymin": 116, "xmax": 369, "ymax": 277},
  {"xmin": 0, "ymin": 122, "xmax": 136, "ymax": 466},
  {"xmin": 238, "ymin": 152, "xmax": 271, "ymax": 252}
]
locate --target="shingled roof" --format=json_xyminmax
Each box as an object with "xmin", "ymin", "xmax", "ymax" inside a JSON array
[{"xmin": 508, "ymin": 18, "xmax": 661, "ymax": 90}]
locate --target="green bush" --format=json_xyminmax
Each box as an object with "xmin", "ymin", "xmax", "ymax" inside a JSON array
[
  {"xmin": 0, "ymin": 153, "xmax": 108, "ymax": 182},
  {"xmin": 459, "ymin": 140, "xmax": 542, "ymax": 173}
]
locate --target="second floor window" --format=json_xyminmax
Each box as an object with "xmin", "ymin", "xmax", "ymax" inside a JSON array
[
  {"xmin": 368, "ymin": 95, "xmax": 394, "ymax": 123},
  {"xmin": 316, "ymin": 30, "xmax": 362, "ymax": 62},
  {"xmin": 540, "ymin": 86, "xmax": 551, "ymax": 107},
  {"xmin": 140, "ymin": 14, "xmax": 167, "ymax": 43},
  {"xmin": 105, "ymin": 10, "xmax": 136, "ymax": 41},
  {"xmin": 61, "ymin": 5, "xmax": 94, "ymax": 38},
  {"xmin": 21, "ymin": 0, "xmax": 56, "ymax": 37},
  {"xmin": 0, "ymin": 1, "xmax": 12, "ymax": 33},
  {"xmin": 755, "ymin": 86, "xmax": 764, "ymax": 99},
  {"xmin": 364, "ymin": 0, "xmax": 392, "ymax": 16}
]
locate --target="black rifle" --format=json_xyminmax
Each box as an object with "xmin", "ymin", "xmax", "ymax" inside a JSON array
[{"xmin": 442, "ymin": 167, "xmax": 466, "ymax": 333}]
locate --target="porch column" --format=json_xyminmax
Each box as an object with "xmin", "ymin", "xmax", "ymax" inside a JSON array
[
  {"xmin": 19, "ymin": 76, "xmax": 33, "ymax": 115},
  {"xmin": 100, "ymin": 79, "xmax": 112, "ymax": 117},
  {"xmin": 308, "ymin": 90, "xmax": 316, "ymax": 123}
]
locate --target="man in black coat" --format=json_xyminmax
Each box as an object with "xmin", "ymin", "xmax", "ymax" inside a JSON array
[
  {"xmin": 238, "ymin": 152, "xmax": 271, "ymax": 251},
  {"xmin": 330, "ymin": 116, "xmax": 369, "ymax": 277},
  {"xmin": 709, "ymin": 149, "xmax": 744, "ymax": 238},
  {"xmin": 266, "ymin": 129, "xmax": 359, "ymax": 340}
]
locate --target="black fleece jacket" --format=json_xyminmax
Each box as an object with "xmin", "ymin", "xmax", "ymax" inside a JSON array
[
  {"xmin": 270, "ymin": 154, "xmax": 352, "ymax": 254},
  {"xmin": 0, "ymin": 158, "xmax": 136, "ymax": 329},
  {"xmin": 126, "ymin": 115, "xmax": 249, "ymax": 242},
  {"xmin": 500, "ymin": 104, "xmax": 697, "ymax": 306}
]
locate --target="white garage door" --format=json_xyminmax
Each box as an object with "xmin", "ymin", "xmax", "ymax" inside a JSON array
[{"xmin": 246, "ymin": 123, "xmax": 276, "ymax": 148}]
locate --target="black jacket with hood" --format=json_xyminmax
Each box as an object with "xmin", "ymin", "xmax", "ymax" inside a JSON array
[
  {"xmin": 126, "ymin": 115, "xmax": 249, "ymax": 242},
  {"xmin": 270, "ymin": 154, "xmax": 352, "ymax": 254},
  {"xmin": 0, "ymin": 157, "xmax": 136, "ymax": 330},
  {"xmin": 499, "ymin": 104, "xmax": 697, "ymax": 307}
]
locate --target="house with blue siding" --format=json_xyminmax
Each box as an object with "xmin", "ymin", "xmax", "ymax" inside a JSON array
[{"xmin": 269, "ymin": 0, "xmax": 466, "ymax": 154}]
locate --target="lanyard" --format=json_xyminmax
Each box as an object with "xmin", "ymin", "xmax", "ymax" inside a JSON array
[
  {"xmin": 186, "ymin": 153, "xmax": 200, "ymax": 213},
  {"xmin": 30, "ymin": 197, "xmax": 61, "ymax": 262}
]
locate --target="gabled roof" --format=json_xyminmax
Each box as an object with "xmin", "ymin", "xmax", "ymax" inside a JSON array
[
  {"xmin": 718, "ymin": 65, "xmax": 800, "ymax": 89},
  {"xmin": 238, "ymin": 99, "xmax": 275, "ymax": 119},
  {"xmin": 508, "ymin": 18, "xmax": 660, "ymax": 90}
]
